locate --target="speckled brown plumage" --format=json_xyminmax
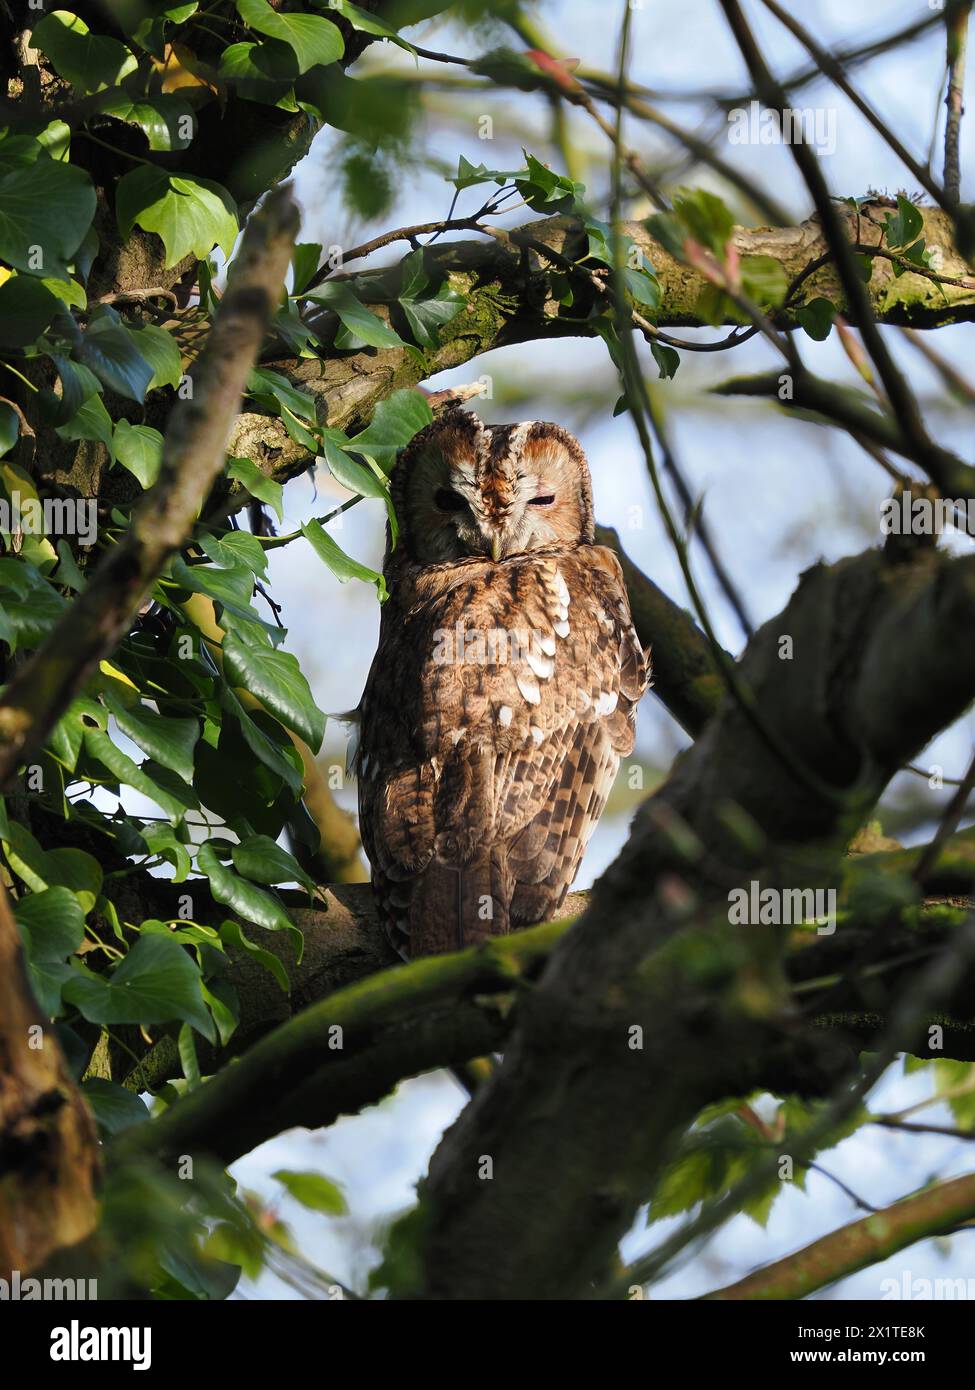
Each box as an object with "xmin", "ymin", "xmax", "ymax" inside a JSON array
[{"xmin": 355, "ymin": 409, "xmax": 649, "ymax": 957}]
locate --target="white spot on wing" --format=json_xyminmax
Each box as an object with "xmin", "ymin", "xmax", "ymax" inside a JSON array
[
  {"xmin": 596, "ymin": 690, "xmax": 619, "ymax": 716},
  {"xmin": 526, "ymin": 649, "xmax": 554, "ymax": 679},
  {"xmin": 498, "ymin": 705, "xmax": 513, "ymax": 727},
  {"xmin": 516, "ymin": 672, "xmax": 541, "ymax": 706},
  {"xmin": 530, "ymin": 725, "xmax": 544, "ymax": 745},
  {"xmin": 554, "ymin": 618, "xmax": 570, "ymax": 638}
]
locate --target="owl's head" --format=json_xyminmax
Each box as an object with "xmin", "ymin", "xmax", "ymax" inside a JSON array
[{"xmin": 391, "ymin": 410, "xmax": 595, "ymax": 565}]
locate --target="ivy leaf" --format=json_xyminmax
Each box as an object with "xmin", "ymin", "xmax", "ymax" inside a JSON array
[
  {"xmin": 16, "ymin": 886, "xmax": 86, "ymax": 1015},
  {"xmin": 302, "ymin": 518, "xmax": 387, "ymax": 601},
  {"xmin": 104, "ymin": 690, "xmax": 199, "ymax": 783},
  {"xmin": 740, "ymin": 255, "xmax": 788, "ymax": 309},
  {"xmin": 31, "ymin": 10, "xmax": 138, "ymax": 94},
  {"xmin": 222, "ymin": 631, "xmax": 326, "ymax": 752},
  {"xmin": 219, "ymin": 39, "xmax": 299, "ymax": 106},
  {"xmin": 116, "ymin": 166, "xmax": 238, "ymax": 270},
  {"xmin": 291, "ymin": 241, "xmax": 322, "ymax": 294},
  {"xmin": 39, "ymin": 353, "xmax": 101, "ymax": 426},
  {"xmin": 94, "ymin": 90, "xmax": 196, "ymax": 151},
  {"xmin": 246, "ymin": 366, "xmax": 318, "ymax": 423},
  {"xmin": 0, "ymin": 403, "xmax": 19, "ymax": 458},
  {"xmin": 226, "ymin": 456, "xmax": 284, "ymax": 522},
  {"xmin": 233, "ymin": 835, "xmax": 315, "ymax": 896},
  {"xmin": 197, "ymin": 841, "xmax": 299, "ymax": 951},
  {"xmin": 54, "ymin": 393, "xmax": 115, "ymax": 457},
  {"xmin": 0, "ymin": 156, "xmax": 96, "ymax": 279},
  {"xmin": 394, "ymin": 249, "xmax": 465, "ymax": 348},
  {"xmin": 273, "ymin": 1169, "xmax": 347, "ymax": 1214},
  {"xmin": 319, "ymin": 427, "xmax": 397, "ymax": 543},
  {"xmin": 83, "ymin": 726, "xmax": 187, "ymax": 823},
  {"xmin": 217, "ymin": 683, "xmax": 303, "ymax": 797},
  {"xmin": 346, "ymin": 388, "xmax": 432, "ymax": 471},
  {"xmin": 324, "ymin": 1, "xmax": 415, "ymax": 55},
  {"xmin": 218, "ymin": 917, "xmax": 289, "ymax": 992},
  {"xmin": 236, "ymin": 0, "xmax": 343, "ymax": 73},
  {"xmin": 796, "ymin": 296, "xmax": 835, "ymax": 341},
  {"xmin": 114, "ymin": 420, "xmax": 163, "ymax": 487},
  {"xmin": 0, "ymin": 275, "xmax": 62, "ymax": 347},
  {"xmin": 129, "ymin": 322, "xmax": 183, "ymax": 391},
  {"xmin": 63, "ymin": 932, "xmax": 214, "ymax": 1039},
  {"xmin": 3, "ymin": 821, "xmax": 103, "ymax": 913},
  {"xmin": 304, "ymin": 281, "xmax": 406, "ymax": 349},
  {"xmin": 83, "ymin": 1078, "xmax": 151, "ymax": 1137},
  {"xmin": 672, "ymin": 186, "xmax": 735, "ymax": 258},
  {"xmin": 883, "ymin": 194, "xmax": 924, "ymax": 250},
  {"xmin": 650, "ymin": 342, "xmax": 680, "ymax": 380},
  {"xmin": 141, "ymin": 822, "xmax": 192, "ymax": 882},
  {"xmin": 79, "ymin": 312, "xmax": 154, "ymax": 402}
]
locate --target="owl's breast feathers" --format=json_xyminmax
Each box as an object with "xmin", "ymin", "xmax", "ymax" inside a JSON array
[{"xmin": 357, "ymin": 546, "xmax": 649, "ymax": 956}]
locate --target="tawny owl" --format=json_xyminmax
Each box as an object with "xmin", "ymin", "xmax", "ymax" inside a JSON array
[{"xmin": 355, "ymin": 409, "xmax": 648, "ymax": 958}]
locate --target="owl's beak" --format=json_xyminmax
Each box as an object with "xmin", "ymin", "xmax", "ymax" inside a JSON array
[{"xmin": 490, "ymin": 532, "xmax": 503, "ymax": 563}]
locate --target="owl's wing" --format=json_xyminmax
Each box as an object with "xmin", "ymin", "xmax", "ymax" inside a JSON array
[{"xmin": 358, "ymin": 545, "xmax": 647, "ymax": 953}]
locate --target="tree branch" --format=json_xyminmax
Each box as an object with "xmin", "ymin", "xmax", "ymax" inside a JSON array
[{"xmin": 702, "ymin": 1171, "xmax": 975, "ymax": 1300}]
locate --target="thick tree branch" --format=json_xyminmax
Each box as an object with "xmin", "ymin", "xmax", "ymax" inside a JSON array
[{"xmin": 225, "ymin": 205, "xmax": 975, "ymax": 493}]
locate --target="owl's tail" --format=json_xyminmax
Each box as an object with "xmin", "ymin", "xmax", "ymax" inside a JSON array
[{"xmin": 408, "ymin": 848, "xmax": 510, "ymax": 956}]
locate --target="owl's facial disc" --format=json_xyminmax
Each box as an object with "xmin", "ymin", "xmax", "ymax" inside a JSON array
[{"xmin": 401, "ymin": 416, "xmax": 593, "ymax": 564}]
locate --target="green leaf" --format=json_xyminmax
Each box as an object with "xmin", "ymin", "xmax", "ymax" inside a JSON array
[
  {"xmin": 54, "ymin": 392, "xmax": 115, "ymax": 457},
  {"xmin": 236, "ymin": 0, "xmax": 343, "ymax": 73},
  {"xmin": 291, "ymin": 241, "xmax": 322, "ymax": 294},
  {"xmin": 129, "ymin": 322, "xmax": 183, "ymax": 391},
  {"xmin": 197, "ymin": 841, "xmax": 298, "ymax": 949},
  {"xmin": 740, "ymin": 255, "xmax": 788, "ymax": 309},
  {"xmin": 346, "ymin": 388, "xmax": 432, "ymax": 471},
  {"xmin": 0, "ymin": 402, "xmax": 19, "ymax": 457},
  {"xmin": 31, "ymin": 11, "xmax": 138, "ymax": 94},
  {"xmin": 883, "ymin": 194, "xmax": 924, "ymax": 250},
  {"xmin": 222, "ymin": 631, "xmax": 325, "ymax": 751},
  {"xmin": 39, "ymin": 353, "xmax": 101, "ymax": 427},
  {"xmin": 796, "ymin": 296, "xmax": 835, "ymax": 341},
  {"xmin": 650, "ymin": 342, "xmax": 680, "ymax": 380},
  {"xmin": 320, "ymin": 427, "xmax": 397, "ymax": 542},
  {"xmin": 302, "ymin": 518, "xmax": 387, "ymax": 601},
  {"xmin": 82, "ymin": 1077, "xmax": 150, "ymax": 1136},
  {"xmin": 198, "ymin": 529, "xmax": 268, "ymax": 579},
  {"xmin": 3, "ymin": 822, "xmax": 102, "ymax": 913},
  {"xmin": 324, "ymin": 0, "xmax": 415, "ymax": 54},
  {"xmin": 394, "ymin": 248, "xmax": 465, "ymax": 348},
  {"xmin": 0, "ymin": 557, "xmax": 69, "ymax": 649},
  {"xmin": 306, "ymin": 280, "xmax": 406, "ymax": 349},
  {"xmin": 54, "ymin": 538, "xmax": 86, "ymax": 593},
  {"xmin": 273, "ymin": 1169, "xmax": 347, "ymax": 1214},
  {"xmin": 673, "ymin": 186, "xmax": 735, "ymax": 256},
  {"xmin": 105, "ymin": 691, "xmax": 199, "ymax": 783},
  {"xmin": 78, "ymin": 308, "xmax": 154, "ymax": 402},
  {"xmin": 0, "ymin": 275, "xmax": 62, "ymax": 347},
  {"xmin": 141, "ymin": 821, "xmax": 192, "ymax": 881},
  {"xmin": 217, "ymin": 683, "xmax": 303, "ymax": 797},
  {"xmin": 83, "ymin": 726, "xmax": 187, "ymax": 822},
  {"xmin": 225, "ymin": 456, "xmax": 285, "ymax": 522},
  {"xmin": 94, "ymin": 90, "xmax": 196, "ymax": 151},
  {"xmin": 0, "ymin": 156, "xmax": 96, "ymax": 279},
  {"xmin": 218, "ymin": 916, "xmax": 288, "ymax": 990},
  {"xmin": 233, "ymin": 835, "xmax": 314, "ymax": 895},
  {"xmin": 219, "ymin": 39, "xmax": 299, "ymax": 106},
  {"xmin": 116, "ymin": 166, "xmax": 238, "ymax": 270},
  {"xmin": 63, "ymin": 932, "xmax": 214, "ymax": 1038},
  {"xmin": 246, "ymin": 366, "xmax": 318, "ymax": 424},
  {"xmin": 114, "ymin": 420, "xmax": 163, "ymax": 487},
  {"xmin": 621, "ymin": 266, "xmax": 662, "ymax": 313},
  {"xmin": 16, "ymin": 886, "xmax": 86, "ymax": 1014}
]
